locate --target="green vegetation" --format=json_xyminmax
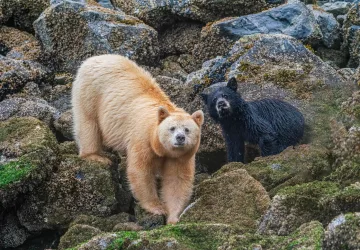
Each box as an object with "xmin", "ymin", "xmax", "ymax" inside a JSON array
[{"xmin": 0, "ymin": 159, "xmax": 34, "ymax": 188}]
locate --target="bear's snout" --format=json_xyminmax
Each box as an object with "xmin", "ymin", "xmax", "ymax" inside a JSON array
[{"xmin": 175, "ymin": 134, "xmax": 186, "ymax": 144}]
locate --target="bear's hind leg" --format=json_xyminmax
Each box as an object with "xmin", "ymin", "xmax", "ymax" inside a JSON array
[
  {"xmin": 259, "ymin": 134, "xmax": 279, "ymax": 157},
  {"xmin": 74, "ymin": 111, "xmax": 110, "ymax": 164},
  {"xmin": 127, "ymin": 150, "xmax": 166, "ymax": 215},
  {"xmin": 161, "ymin": 158, "xmax": 195, "ymax": 224}
]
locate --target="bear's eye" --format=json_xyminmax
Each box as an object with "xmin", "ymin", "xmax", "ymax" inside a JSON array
[
  {"xmin": 185, "ymin": 128, "xmax": 190, "ymax": 133},
  {"xmin": 212, "ymin": 97, "xmax": 217, "ymax": 103},
  {"xmin": 222, "ymin": 94, "xmax": 228, "ymax": 98},
  {"xmin": 170, "ymin": 127, "xmax": 176, "ymax": 132}
]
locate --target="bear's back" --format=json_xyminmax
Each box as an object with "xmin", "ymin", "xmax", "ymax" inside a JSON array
[{"xmin": 249, "ymin": 99, "xmax": 304, "ymax": 144}]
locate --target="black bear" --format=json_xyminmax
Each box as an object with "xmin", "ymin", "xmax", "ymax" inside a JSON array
[{"xmin": 201, "ymin": 77, "xmax": 305, "ymax": 163}]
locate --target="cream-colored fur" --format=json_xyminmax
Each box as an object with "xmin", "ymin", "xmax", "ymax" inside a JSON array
[{"xmin": 72, "ymin": 54, "xmax": 204, "ymax": 224}]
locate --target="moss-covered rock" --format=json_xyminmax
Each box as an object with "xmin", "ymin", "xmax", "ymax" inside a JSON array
[
  {"xmin": 70, "ymin": 213, "xmax": 131, "ymax": 232},
  {"xmin": 34, "ymin": 0, "xmax": 159, "ymax": 73},
  {"xmin": 219, "ymin": 145, "xmax": 331, "ymax": 197},
  {"xmin": 54, "ymin": 109, "xmax": 73, "ymax": 140},
  {"xmin": 134, "ymin": 204, "xmax": 166, "ymax": 230},
  {"xmin": 328, "ymin": 122, "xmax": 360, "ymax": 186},
  {"xmin": 323, "ymin": 212, "xmax": 360, "ymax": 250},
  {"xmin": 0, "ymin": 117, "xmax": 58, "ymax": 209},
  {"xmin": 181, "ymin": 169, "xmax": 270, "ymax": 232},
  {"xmin": 258, "ymin": 181, "xmax": 360, "ymax": 236},
  {"xmin": 58, "ymin": 224, "xmax": 102, "ymax": 250},
  {"xmin": 16, "ymin": 155, "xmax": 125, "ymax": 232}
]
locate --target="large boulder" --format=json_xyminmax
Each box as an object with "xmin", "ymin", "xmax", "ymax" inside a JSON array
[
  {"xmin": 34, "ymin": 0, "xmax": 159, "ymax": 73},
  {"xmin": 193, "ymin": 3, "xmax": 323, "ymax": 63},
  {"xmin": 180, "ymin": 169, "xmax": 270, "ymax": 232},
  {"xmin": 258, "ymin": 181, "xmax": 360, "ymax": 236},
  {"xmin": 322, "ymin": 1, "xmax": 352, "ymax": 17},
  {"xmin": 221, "ymin": 145, "xmax": 331, "ymax": 197},
  {"xmin": 16, "ymin": 155, "xmax": 128, "ymax": 232},
  {"xmin": 0, "ymin": 56, "xmax": 52, "ymax": 101},
  {"xmin": 0, "ymin": 0, "xmax": 49, "ymax": 32},
  {"xmin": 113, "ymin": 0, "xmax": 267, "ymax": 29}
]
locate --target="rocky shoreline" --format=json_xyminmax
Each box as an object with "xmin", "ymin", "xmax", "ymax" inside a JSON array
[{"xmin": 1, "ymin": 0, "xmax": 360, "ymax": 249}]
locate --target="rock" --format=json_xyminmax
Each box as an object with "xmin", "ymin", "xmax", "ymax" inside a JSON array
[
  {"xmin": 258, "ymin": 181, "xmax": 360, "ymax": 236},
  {"xmin": 58, "ymin": 141, "xmax": 78, "ymax": 155},
  {"xmin": 227, "ymin": 34, "xmax": 344, "ymax": 93},
  {"xmin": 181, "ymin": 169, "xmax": 270, "ymax": 232},
  {"xmin": 79, "ymin": 223, "xmax": 238, "ymax": 250},
  {"xmin": 113, "ymin": 0, "xmax": 267, "ymax": 29},
  {"xmin": 0, "ymin": 97, "xmax": 60, "ymax": 127},
  {"xmin": 158, "ymin": 22, "xmax": 202, "ymax": 57},
  {"xmin": 337, "ymin": 14, "xmax": 346, "ymax": 25},
  {"xmin": 0, "ymin": 26, "xmax": 41, "ymax": 61},
  {"xmin": 193, "ymin": 3, "xmax": 323, "ymax": 63},
  {"xmin": 338, "ymin": 68, "xmax": 356, "ymax": 81},
  {"xmin": 16, "ymin": 155, "xmax": 125, "ymax": 231},
  {"xmin": 307, "ymin": 4, "xmax": 341, "ymax": 49},
  {"xmin": 0, "ymin": 117, "xmax": 58, "ymax": 210},
  {"xmin": 328, "ymin": 122, "xmax": 360, "ymax": 186},
  {"xmin": 221, "ymin": 221, "xmax": 324, "ymax": 249},
  {"xmin": 134, "ymin": 204, "xmax": 166, "ymax": 230},
  {"xmin": 322, "ymin": 1, "xmax": 352, "ymax": 17},
  {"xmin": 0, "ymin": 213, "xmax": 29, "ymax": 248},
  {"xmin": 323, "ymin": 213, "xmax": 360, "ymax": 250},
  {"xmin": 54, "ymin": 109, "xmax": 73, "ymax": 140},
  {"xmin": 158, "ymin": 56, "xmax": 188, "ymax": 81},
  {"xmin": 44, "ymin": 84, "xmax": 72, "ymax": 113},
  {"xmin": 112, "ymin": 222, "xmax": 143, "ymax": 231},
  {"xmin": 0, "ymin": 57, "xmax": 52, "ymax": 101},
  {"xmin": 70, "ymin": 213, "xmax": 130, "ymax": 232},
  {"xmin": 177, "ymin": 54, "xmax": 199, "ymax": 73},
  {"xmin": 342, "ymin": 4, "xmax": 360, "ymax": 68},
  {"xmin": 221, "ymin": 145, "xmax": 331, "ymax": 197},
  {"xmin": 0, "ymin": 0, "xmax": 49, "ymax": 32},
  {"xmin": 34, "ymin": 0, "xmax": 159, "ymax": 73},
  {"xmin": 58, "ymin": 224, "xmax": 102, "ymax": 250}
]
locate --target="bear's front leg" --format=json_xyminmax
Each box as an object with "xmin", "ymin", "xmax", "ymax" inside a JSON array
[
  {"xmin": 127, "ymin": 149, "xmax": 166, "ymax": 215},
  {"xmin": 161, "ymin": 157, "xmax": 195, "ymax": 224},
  {"xmin": 223, "ymin": 132, "xmax": 245, "ymax": 163}
]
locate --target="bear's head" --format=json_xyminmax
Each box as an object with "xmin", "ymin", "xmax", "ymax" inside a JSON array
[
  {"xmin": 156, "ymin": 107, "xmax": 204, "ymax": 157},
  {"xmin": 201, "ymin": 77, "xmax": 246, "ymax": 122}
]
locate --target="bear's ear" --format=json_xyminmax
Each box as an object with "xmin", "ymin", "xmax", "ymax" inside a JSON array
[
  {"xmin": 158, "ymin": 106, "xmax": 170, "ymax": 123},
  {"xmin": 227, "ymin": 77, "xmax": 238, "ymax": 92},
  {"xmin": 200, "ymin": 93, "xmax": 208, "ymax": 103},
  {"xmin": 192, "ymin": 110, "xmax": 204, "ymax": 127}
]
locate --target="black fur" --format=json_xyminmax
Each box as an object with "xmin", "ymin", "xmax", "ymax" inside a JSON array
[{"xmin": 201, "ymin": 78, "xmax": 305, "ymax": 163}]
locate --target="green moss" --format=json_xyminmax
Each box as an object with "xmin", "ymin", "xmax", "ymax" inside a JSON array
[
  {"xmin": 0, "ymin": 159, "xmax": 35, "ymax": 188},
  {"xmin": 106, "ymin": 231, "xmax": 139, "ymax": 250}
]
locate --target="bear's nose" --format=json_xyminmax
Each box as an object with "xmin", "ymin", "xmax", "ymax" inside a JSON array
[
  {"xmin": 217, "ymin": 100, "xmax": 226, "ymax": 108},
  {"xmin": 176, "ymin": 134, "xmax": 185, "ymax": 143}
]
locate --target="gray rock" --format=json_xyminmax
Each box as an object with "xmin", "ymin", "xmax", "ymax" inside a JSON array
[
  {"xmin": 34, "ymin": 0, "xmax": 159, "ymax": 73},
  {"xmin": 0, "ymin": 56, "xmax": 52, "ymax": 101},
  {"xmin": 323, "ymin": 213, "xmax": 360, "ymax": 250},
  {"xmin": 345, "ymin": 25, "xmax": 360, "ymax": 68},
  {"xmin": 193, "ymin": 3, "xmax": 323, "ymax": 63},
  {"xmin": 113, "ymin": 0, "xmax": 267, "ymax": 29},
  {"xmin": 322, "ymin": 1, "xmax": 352, "ymax": 16},
  {"xmin": 337, "ymin": 14, "xmax": 346, "ymax": 25},
  {"xmin": 0, "ymin": 97, "xmax": 60, "ymax": 127},
  {"xmin": 58, "ymin": 224, "xmax": 102, "ymax": 250},
  {"xmin": 54, "ymin": 109, "xmax": 73, "ymax": 140},
  {"xmin": 308, "ymin": 4, "xmax": 341, "ymax": 48},
  {"xmin": 0, "ymin": 214, "xmax": 29, "ymax": 248},
  {"xmin": 134, "ymin": 204, "xmax": 165, "ymax": 230}
]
